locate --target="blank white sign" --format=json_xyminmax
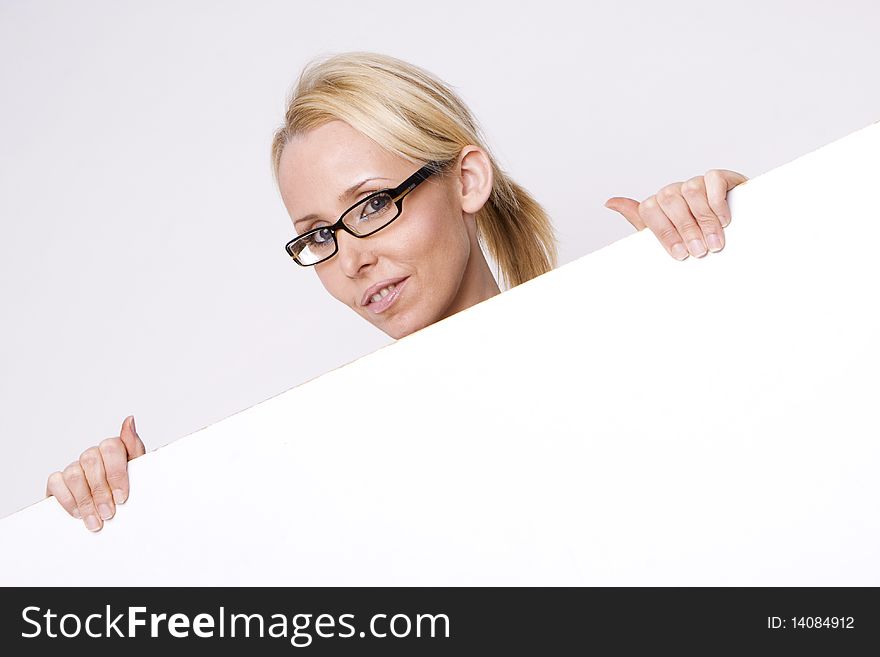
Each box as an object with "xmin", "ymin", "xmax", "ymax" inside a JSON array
[{"xmin": 1, "ymin": 120, "xmax": 878, "ymax": 586}]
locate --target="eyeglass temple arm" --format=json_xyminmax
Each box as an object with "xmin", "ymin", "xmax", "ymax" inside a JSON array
[{"xmin": 391, "ymin": 162, "xmax": 442, "ymax": 201}]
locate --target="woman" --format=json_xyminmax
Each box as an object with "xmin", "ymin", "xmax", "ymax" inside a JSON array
[{"xmin": 45, "ymin": 52, "xmax": 748, "ymax": 531}]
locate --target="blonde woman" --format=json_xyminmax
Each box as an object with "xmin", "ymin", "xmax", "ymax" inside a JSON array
[{"xmin": 45, "ymin": 52, "xmax": 748, "ymax": 531}]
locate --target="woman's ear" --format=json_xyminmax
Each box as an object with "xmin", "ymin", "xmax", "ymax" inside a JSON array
[{"xmin": 455, "ymin": 146, "xmax": 493, "ymax": 215}]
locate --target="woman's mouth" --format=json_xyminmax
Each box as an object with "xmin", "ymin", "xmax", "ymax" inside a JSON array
[{"xmin": 365, "ymin": 277, "xmax": 409, "ymax": 314}]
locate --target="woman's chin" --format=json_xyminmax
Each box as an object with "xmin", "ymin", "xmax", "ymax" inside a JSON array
[
  {"xmin": 382, "ymin": 319, "xmax": 416, "ymax": 340},
  {"xmin": 376, "ymin": 312, "xmax": 430, "ymax": 340}
]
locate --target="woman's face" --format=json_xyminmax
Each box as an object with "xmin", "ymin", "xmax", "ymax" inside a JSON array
[{"xmin": 277, "ymin": 120, "xmax": 494, "ymax": 339}]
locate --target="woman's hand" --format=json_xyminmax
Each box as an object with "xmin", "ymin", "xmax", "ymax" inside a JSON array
[
  {"xmin": 45, "ymin": 415, "xmax": 146, "ymax": 532},
  {"xmin": 605, "ymin": 169, "xmax": 749, "ymax": 260}
]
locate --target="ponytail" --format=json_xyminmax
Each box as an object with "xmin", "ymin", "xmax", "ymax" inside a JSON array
[{"xmin": 478, "ymin": 166, "xmax": 557, "ymax": 289}]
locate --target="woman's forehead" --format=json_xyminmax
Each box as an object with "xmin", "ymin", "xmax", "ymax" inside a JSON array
[
  {"xmin": 284, "ymin": 122, "xmax": 409, "ymax": 177},
  {"xmin": 285, "ymin": 123, "xmax": 399, "ymax": 177},
  {"xmin": 278, "ymin": 123, "xmax": 411, "ymax": 218}
]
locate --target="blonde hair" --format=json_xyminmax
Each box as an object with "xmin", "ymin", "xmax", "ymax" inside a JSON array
[{"xmin": 270, "ymin": 51, "xmax": 557, "ymax": 289}]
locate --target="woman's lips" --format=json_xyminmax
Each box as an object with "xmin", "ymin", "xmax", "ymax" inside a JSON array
[{"xmin": 365, "ymin": 277, "xmax": 409, "ymax": 315}]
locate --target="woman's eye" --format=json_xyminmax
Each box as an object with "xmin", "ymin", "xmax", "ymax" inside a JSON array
[
  {"xmin": 360, "ymin": 194, "xmax": 391, "ymax": 219},
  {"xmin": 306, "ymin": 221, "xmax": 328, "ymax": 235},
  {"xmin": 308, "ymin": 226, "xmax": 334, "ymax": 249}
]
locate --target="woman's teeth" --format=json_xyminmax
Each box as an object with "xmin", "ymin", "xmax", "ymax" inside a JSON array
[{"xmin": 370, "ymin": 283, "xmax": 396, "ymax": 304}]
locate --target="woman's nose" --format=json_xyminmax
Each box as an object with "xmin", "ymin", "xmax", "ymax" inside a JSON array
[{"xmin": 335, "ymin": 230, "xmax": 378, "ymax": 276}]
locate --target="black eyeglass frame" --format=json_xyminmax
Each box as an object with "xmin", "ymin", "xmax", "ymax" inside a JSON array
[{"xmin": 284, "ymin": 161, "xmax": 443, "ymax": 267}]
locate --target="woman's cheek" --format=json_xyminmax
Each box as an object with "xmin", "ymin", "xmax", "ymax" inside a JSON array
[{"xmin": 314, "ymin": 267, "xmax": 349, "ymax": 305}]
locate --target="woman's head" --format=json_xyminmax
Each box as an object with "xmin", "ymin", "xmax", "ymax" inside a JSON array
[{"xmin": 271, "ymin": 52, "xmax": 557, "ymax": 339}]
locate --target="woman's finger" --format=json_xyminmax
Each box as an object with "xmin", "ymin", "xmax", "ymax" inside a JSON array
[
  {"xmin": 79, "ymin": 446, "xmax": 115, "ymax": 523},
  {"xmin": 119, "ymin": 415, "xmax": 146, "ymax": 460},
  {"xmin": 46, "ymin": 471, "xmax": 81, "ymax": 519},
  {"xmin": 704, "ymin": 169, "xmax": 749, "ymax": 227},
  {"xmin": 62, "ymin": 461, "xmax": 103, "ymax": 532},
  {"xmin": 99, "ymin": 437, "xmax": 130, "ymax": 505},
  {"xmin": 655, "ymin": 183, "xmax": 708, "ymax": 258},
  {"xmin": 604, "ymin": 197, "xmax": 646, "ymax": 230},
  {"xmin": 680, "ymin": 176, "xmax": 725, "ymax": 253},
  {"xmin": 637, "ymin": 195, "xmax": 689, "ymax": 260}
]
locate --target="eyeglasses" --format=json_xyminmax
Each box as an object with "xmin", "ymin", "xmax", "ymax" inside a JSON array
[{"xmin": 284, "ymin": 162, "xmax": 441, "ymax": 267}]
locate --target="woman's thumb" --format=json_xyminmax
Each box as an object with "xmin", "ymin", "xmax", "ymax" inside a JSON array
[
  {"xmin": 604, "ymin": 197, "xmax": 646, "ymax": 230},
  {"xmin": 120, "ymin": 414, "xmax": 146, "ymax": 459}
]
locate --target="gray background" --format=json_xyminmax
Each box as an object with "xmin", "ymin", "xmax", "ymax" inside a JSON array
[{"xmin": 1, "ymin": 0, "xmax": 878, "ymax": 519}]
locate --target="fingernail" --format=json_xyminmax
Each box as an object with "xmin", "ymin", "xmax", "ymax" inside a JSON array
[
  {"xmin": 98, "ymin": 503, "xmax": 113, "ymax": 520},
  {"xmin": 688, "ymin": 239, "xmax": 707, "ymax": 257},
  {"xmin": 85, "ymin": 515, "xmax": 100, "ymax": 531},
  {"xmin": 131, "ymin": 415, "xmax": 137, "ymax": 434},
  {"xmin": 72, "ymin": 508, "xmax": 81, "ymax": 519},
  {"xmin": 671, "ymin": 243, "xmax": 688, "ymax": 260},
  {"xmin": 706, "ymin": 234, "xmax": 723, "ymax": 252},
  {"xmin": 113, "ymin": 489, "xmax": 126, "ymax": 504},
  {"xmin": 721, "ymin": 216, "xmax": 731, "ymax": 227}
]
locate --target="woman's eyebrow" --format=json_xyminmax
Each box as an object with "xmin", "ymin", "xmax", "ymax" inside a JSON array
[
  {"xmin": 339, "ymin": 176, "xmax": 391, "ymax": 202},
  {"xmin": 293, "ymin": 176, "xmax": 392, "ymax": 230}
]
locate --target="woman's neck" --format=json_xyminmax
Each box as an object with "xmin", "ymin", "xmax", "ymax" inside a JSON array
[{"xmin": 442, "ymin": 247, "xmax": 501, "ymax": 319}]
